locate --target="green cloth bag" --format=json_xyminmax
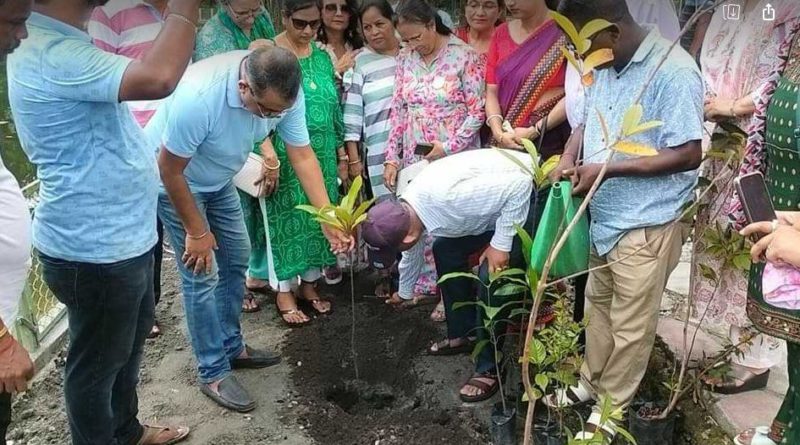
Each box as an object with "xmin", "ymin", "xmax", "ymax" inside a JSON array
[{"xmin": 530, "ymin": 181, "xmax": 590, "ymax": 278}]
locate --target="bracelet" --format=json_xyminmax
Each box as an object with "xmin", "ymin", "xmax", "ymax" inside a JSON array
[
  {"xmin": 187, "ymin": 231, "xmax": 209, "ymax": 240},
  {"xmin": 383, "ymin": 160, "xmax": 399, "ymax": 168},
  {"xmin": 487, "ymin": 114, "xmax": 503, "ymax": 125},
  {"xmin": 730, "ymin": 99, "xmax": 738, "ymax": 118},
  {"xmin": 348, "ymin": 159, "xmax": 361, "ymax": 165},
  {"xmin": 263, "ymin": 159, "xmax": 280, "ymax": 171},
  {"xmin": 0, "ymin": 327, "xmax": 8, "ymax": 340},
  {"xmin": 166, "ymin": 13, "xmax": 197, "ymax": 29}
]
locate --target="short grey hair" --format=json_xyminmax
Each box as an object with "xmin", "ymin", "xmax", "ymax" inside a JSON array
[{"xmin": 246, "ymin": 46, "xmax": 302, "ymax": 102}]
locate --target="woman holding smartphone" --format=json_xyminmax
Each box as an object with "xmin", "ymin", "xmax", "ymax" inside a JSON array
[
  {"xmin": 727, "ymin": 20, "xmax": 800, "ymax": 445},
  {"xmin": 380, "ymin": 0, "xmax": 485, "ymax": 306}
]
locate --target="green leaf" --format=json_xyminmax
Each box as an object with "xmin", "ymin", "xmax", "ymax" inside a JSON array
[
  {"xmin": 699, "ymin": 263, "xmax": 718, "ymax": 283},
  {"xmin": 352, "ymin": 199, "xmax": 374, "ymax": 221},
  {"xmin": 732, "ymin": 253, "xmax": 752, "ymax": 271},
  {"xmin": 452, "ymin": 301, "xmax": 479, "ymax": 311},
  {"xmin": 493, "ymin": 284, "xmax": 528, "ymax": 297},
  {"xmin": 581, "ymin": 48, "xmax": 614, "ymax": 74},
  {"xmin": 295, "ymin": 204, "xmax": 321, "ymax": 215},
  {"xmin": 627, "ymin": 120, "xmax": 663, "ymax": 136},
  {"xmin": 494, "ymin": 147, "xmax": 535, "ymax": 178},
  {"xmin": 438, "ymin": 272, "xmax": 481, "ymax": 285},
  {"xmin": 343, "ymin": 175, "xmax": 363, "ymax": 213},
  {"xmin": 535, "ymin": 373, "xmax": 550, "ymax": 392},
  {"xmin": 615, "ymin": 426, "xmax": 637, "ymax": 445},
  {"xmin": 483, "ymin": 305, "xmax": 500, "ymax": 322},
  {"xmin": 352, "ymin": 213, "xmax": 368, "ymax": 229},
  {"xmin": 529, "ymin": 338, "xmax": 546, "ymax": 365},
  {"xmin": 509, "ymin": 307, "xmax": 530, "ymax": 319},
  {"xmin": 550, "ymin": 11, "xmax": 581, "ymax": 53},
  {"xmin": 489, "ymin": 267, "xmax": 526, "ymax": 282},
  {"xmin": 471, "ymin": 339, "xmax": 490, "ymax": 362},
  {"xmin": 515, "ymin": 223, "xmax": 533, "ymax": 266},
  {"xmin": 520, "ymin": 138, "xmax": 540, "ymax": 163},
  {"xmin": 560, "ymin": 46, "xmax": 581, "ymax": 71},
  {"xmin": 578, "ymin": 18, "xmax": 614, "ymax": 42}
]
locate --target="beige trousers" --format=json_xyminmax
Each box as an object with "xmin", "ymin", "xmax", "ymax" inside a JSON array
[{"xmin": 580, "ymin": 222, "xmax": 690, "ymax": 410}]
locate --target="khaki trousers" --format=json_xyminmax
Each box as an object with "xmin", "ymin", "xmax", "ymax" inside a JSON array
[{"xmin": 580, "ymin": 222, "xmax": 690, "ymax": 410}]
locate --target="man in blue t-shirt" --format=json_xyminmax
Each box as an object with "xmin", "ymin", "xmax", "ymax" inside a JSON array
[
  {"xmin": 547, "ymin": 0, "xmax": 703, "ymax": 441},
  {"xmin": 7, "ymin": 0, "xmax": 199, "ymax": 443},
  {"xmin": 147, "ymin": 47, "xmax": 349, "ymax": 413}
]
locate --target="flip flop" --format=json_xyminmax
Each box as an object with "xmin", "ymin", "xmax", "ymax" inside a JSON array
[
  {"xmin": 705, "ymin": 367, "xmax": 770, "ymax": 395},
  {"xmin": 242, "ymin": 292, "xmax": 262, "ymax": 313},
  {"xmin": 459, "ymin": 373, "xmax": 500, "ymax": 403},
  {"xmin": 274, "ymin": 299, "xmax": 310, "ymax": 327},
  {"xmin": 137, "ymin": 424, "xmax": 190, "ymax": 445}
]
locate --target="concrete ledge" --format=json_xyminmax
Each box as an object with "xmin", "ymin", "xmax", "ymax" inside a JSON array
[{"xmin": 30, "ymin": 315, "xmax": 68, "ymax": 375}]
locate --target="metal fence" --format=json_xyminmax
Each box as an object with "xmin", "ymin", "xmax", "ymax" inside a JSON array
[{"xmin": 12, "ymin": 181, "xmax": 66, "ymax": 353}]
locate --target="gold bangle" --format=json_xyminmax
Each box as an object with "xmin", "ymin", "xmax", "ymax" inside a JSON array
[
  {"xmin": 187, "ymin": 231, "xmax": 208, "ymax": 240},
  {"xmin": 0, "ymin": 327, "xmax": 9, "ymax": 339},
  {"xmin": 166, "ymin": 13, "xmax": 197, "ymax": 29},
  {"xmin": 348, "ymin": 159, "xmax": 361, "ymax": 165},
  {"xmin": 264, "ymin": 159, "xmax": 280, "ymax": 171}
]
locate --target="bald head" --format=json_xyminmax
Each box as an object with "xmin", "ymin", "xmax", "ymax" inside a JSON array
[
  {"xmin": 246, "ymin": 46, "xmax": 303, "ymax": 103},
  {"xmin": 0, "ymin": 0, "xmax": 31, "ymax": 60}
]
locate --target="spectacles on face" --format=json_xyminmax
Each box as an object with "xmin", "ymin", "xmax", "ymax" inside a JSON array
[
  {"xmin": 289, "ymin": 16, "xmax": 322, "ymax": 31},
  {"xmin": 465, "ymin": 2, "xmax": 498, "ymax": 12},
  {"xmin": 226, "ymin": 3, "xmax": 263, "ymax": 19},
  {"xmin": 323, "ymin": 3, "xmax": 351, "ymax": 15},
  {"xmin": 243, "ymin": 84, "xmax": 285, "ymax": 119}
]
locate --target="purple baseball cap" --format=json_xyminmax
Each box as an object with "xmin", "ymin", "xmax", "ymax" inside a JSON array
[{"xmin": 361, "ymin": 198, "xmax": 412, "ymax": 270}]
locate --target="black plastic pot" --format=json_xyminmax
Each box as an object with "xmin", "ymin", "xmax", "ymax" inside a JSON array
[
  {"xmin": 533, "ymin": 418, "xmax": 567, "ymax": 445},
  {"xmin": 490, "ymin": 402, "xmax": 517, "ymax": 445},
  {"xmin": 629, "ymin": 402, "xmax": 677, "ymax": 445}
]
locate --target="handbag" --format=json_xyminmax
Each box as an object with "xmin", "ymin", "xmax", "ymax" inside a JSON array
[
  {"xmin": 530, "ymin": 180, "xmax": 590, "ymax": 278},
  {"xmin": 233, "ymin": 152, "xmax": 264, "ymax": 198}
]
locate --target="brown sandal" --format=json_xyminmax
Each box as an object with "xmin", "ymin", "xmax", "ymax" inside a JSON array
[
  {"xmin": 242, "ymin": 291, "xmax": 262, "ymax": 313},
  {"xmin": 298, "ymin": 281, "xmax": 333, "ymax": 315},
  {"xmin": 459, "ymin": 373, "xmax": 500, "ymax": 403},
  {"xmin": 275, "ymin": 293, "xmax": 310, "ymax": 327},
  {"xmin": 137, "ymin": 424, "xmax": 190, "ymax": 445}
]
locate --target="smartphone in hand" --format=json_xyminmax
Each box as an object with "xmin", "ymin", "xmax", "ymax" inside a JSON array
[
  {"xmin": 414, "ymin": 143, "xmax": 434, "ymax": 156},
  {"xmin": 735, "ymin": 172, "xmax": 777, "ymax": 239}
]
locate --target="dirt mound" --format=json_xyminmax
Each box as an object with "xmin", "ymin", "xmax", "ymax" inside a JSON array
[{"xmin": 283, "ymin": 276, "xmax": 489, "ymax": 445}]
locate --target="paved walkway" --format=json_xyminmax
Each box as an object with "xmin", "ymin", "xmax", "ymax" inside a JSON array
[{"xmin": 661, "ymin": 246, "xmax": 789, "ymax": 438}]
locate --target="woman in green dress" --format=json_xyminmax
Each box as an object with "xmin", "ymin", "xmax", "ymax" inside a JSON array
[
  {"xmin": 266, "ymin": 0, "xmax": 343, "ymax": 326},
  {"xmin": 195, "ymin": 0, "xmax": 278, "ymax": 312},
  {"xmin": 728, "ymin": 20, "xmax": 800, "ymax": 445}
]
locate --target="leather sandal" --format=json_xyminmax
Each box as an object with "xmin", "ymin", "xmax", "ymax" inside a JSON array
[
  {"xmin": 459, "ymin": 372, "xmax": 500, "ymax": 403},
  {"xmin": 705, "ymin": 367, "xmax": 770, "ymax": 395},
  {"xmin": 137, "ymin": 424, "xmax": 190, "ymax": 445}
]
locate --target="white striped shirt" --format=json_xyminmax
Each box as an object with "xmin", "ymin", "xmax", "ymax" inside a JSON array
[
  {"xmin": 343, "ymin": 47, "xmax": 397, "ymax": 198},
  {"xmin": 398, "ymin": 149, "xmax": 534, "ymax": 299},
  {"xmin": 88, "ymin": 0, "xmax": 165, "ymax": 127}
]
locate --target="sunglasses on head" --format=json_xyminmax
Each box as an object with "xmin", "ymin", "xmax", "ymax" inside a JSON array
[
  {"xmin": 323, "ymin": 3, "xmax": 351, "ymax": 14},
  {"xmin": 289, "ymin": 17, "xmax": 322, "ymax": 30}
]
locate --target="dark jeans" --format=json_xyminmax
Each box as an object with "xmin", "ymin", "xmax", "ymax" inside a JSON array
[
  {"xmin": 433, "ymin": 188, "xmax": 540, "ymax": 375},
  {"xmin": 154, "ymin": 218, "xmax": 163, "ymax": 306},
  {"xmin": 0, "ymin": 392, "xmax": 10, "ymax": 442},
  {"xmin": 39, "ymin": 249, "xmax": 154, "ymax": 445}
]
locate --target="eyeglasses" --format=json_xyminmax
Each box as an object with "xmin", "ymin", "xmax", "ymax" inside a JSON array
[
  {"xmin": 289, "ymin": 17, "xmax": 322, "ymax": 31},
  {"xmin": 323, "ymin": 3, "xmax": 351, "ymax": 14},
  {"xmin": 226, "ymin": 4, "xmax": 263, "ymax": 19},
  {"xmin": 243, "ymin": 83, "xmax": 285, "ymax": 119}
]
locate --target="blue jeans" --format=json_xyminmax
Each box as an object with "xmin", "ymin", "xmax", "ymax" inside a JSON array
[
  {"xmin": 40, "ymin": 249, "xmax": 154, "ymax": 445},
  {"xmin": 158, "ymin": 181, "xmax": 249, "ymax": 383}
]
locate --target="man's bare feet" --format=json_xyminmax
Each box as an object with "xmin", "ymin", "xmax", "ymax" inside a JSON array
[
  {"xmin": 430, "ymin": 299, "xmax": 446, "ymax": 322},
  {"xmin": 275, "ymin": 292, "xmax": 310, "ymax": 325},
  {"xmin": 428, "ymin": 337, "xmax": 476, "ymax": 355},
  {"xmin": 242, "ymin": 292, "xmax": 261, "ymax": 313},
  {"xmin": 246, "ymin": 277, "xmax": 270, "ymax": 291}
]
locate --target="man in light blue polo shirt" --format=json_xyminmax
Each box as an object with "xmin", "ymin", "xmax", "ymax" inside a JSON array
[
  {"xmin": 147, "ymin": 46, "xmax": 348, "ymax": 412},
  {"xmin": 6, "ymin": 0, "xmax": 198, "ymax": 443},
  {"xmin": 548, "ymin": 0, "xmax": 703, "ymax": 439}
]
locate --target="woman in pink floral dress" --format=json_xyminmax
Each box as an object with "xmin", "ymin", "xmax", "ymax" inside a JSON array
[{"xmin": 381, "ymin": 0, "xmax": 485, "ymax": 306}]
